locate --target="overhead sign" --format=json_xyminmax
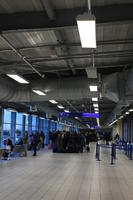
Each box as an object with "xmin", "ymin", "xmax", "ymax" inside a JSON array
[{"xmin": 59, "ymin": 112, "xmax": 99, "ymax": 118}]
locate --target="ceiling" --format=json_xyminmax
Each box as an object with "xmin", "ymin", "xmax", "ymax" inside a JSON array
[{"xmin": 0, "ymin": 0, "xmax": 133, "ymax": 126}]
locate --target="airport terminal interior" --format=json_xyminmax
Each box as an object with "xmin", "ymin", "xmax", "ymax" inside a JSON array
[{"xmin": 0, "ymin": 0, "xmax": 133, "ymax": 199}]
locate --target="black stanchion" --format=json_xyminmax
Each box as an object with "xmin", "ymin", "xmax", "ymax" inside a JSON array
[
  {"xmin": 96, "ymin": 142, "xmax": 100, "ymax": 161},
  {"xmin": 127, "ymin": 143, "xmax": 130, "ymax": 158},
  {"xmin": 111, "ymin": 143, "xmax": 115, "ymax": 165},
  {"xmin": 96, "ymin": 142, "xmax": 98, "ymax": 159},
  {"xmin": 129, "ymin": 144, "xmax": 132, "ymax": 160},
  {"xmin": 125, "ymin": 143, "xmax": 127, "ymax": 155},
  {"xmin": 113, "ymin": 144, "xmax": 116, "ymax": 160}
]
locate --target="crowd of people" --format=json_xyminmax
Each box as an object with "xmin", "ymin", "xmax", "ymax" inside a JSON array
[
  {"xmin": 2, "ymin": 130, "xmax": 99, "ymax": 159},
  {"xmin": 50, "ymin": 131, "xmax": 97, "ymax": 153}
]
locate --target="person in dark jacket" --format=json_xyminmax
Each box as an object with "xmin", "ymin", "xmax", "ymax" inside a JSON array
[
  {"xmin": 32, "ymin": 132, "xmax": 39, "ymax": 156},
  {"xmin": 40, "ymin": 131, "xmax": 45, "ymax": 148}
]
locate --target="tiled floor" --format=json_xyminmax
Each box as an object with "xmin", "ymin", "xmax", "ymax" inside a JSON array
[{"xmin": 0, "ymin": 144, "xmax": 133, "ymax": 200}]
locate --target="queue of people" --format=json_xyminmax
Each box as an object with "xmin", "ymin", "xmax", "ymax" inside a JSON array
[{"xmin": 50, "ymin": 131, "xmax": 92, "ymax": 153}]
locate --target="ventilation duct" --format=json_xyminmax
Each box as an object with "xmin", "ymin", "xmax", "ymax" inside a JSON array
[
  {"xmin": 0, "ymin": 76, "xmax": 97, "ymax": 102},
  {"xmin": 101, "ymin": 73, "xmax": 119, "ymax": 103},
  {"xmin": 127, "ymin": 67, "xmax": 133, "ymax": 92}
]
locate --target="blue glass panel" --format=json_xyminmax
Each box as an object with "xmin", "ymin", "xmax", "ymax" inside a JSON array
[
  {"xmin": 15, "ymin": 125, "xmax": 23, "ymax": 143},
  {"xmin": 3, "ymin": 109, "xmax": 11, "ymax": 123},
  {"xmin": 16, "ymin": 113, "xmax": 23, "ymax": 124}
]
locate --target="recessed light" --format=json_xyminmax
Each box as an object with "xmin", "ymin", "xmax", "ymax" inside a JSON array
[
  {"xmin": 57, "ymin": 105, "xmax": 64, "ymax": 109},
  {"xmin": 49, "ymin": 100, "xmax": 58, "ymax": 104},
  {"xmin": 129, "ymin": 109, "xmax": 133, "ymax": 112},
  {"xmin": 92, "ymin": 97, "xmax": 98, "ymax": 101},
  {"xmin": 89, "ymin": 85, "xmax": 98, "ymax": 92},
  {"xmin": 93, "ymin": 103, "xmax": 99, "ymax": 107},
  {"xmin": 64, "ymin": 110, "xmax": 69, "ymax": 113},
  {"xmin": 32, "ymin": 90, "xmax": 46, "ymax": 96},
  {"xmin": 7, "ymin": 74, "xmax": 29, "ymax": 84},
  {"xmin": 125, "ymin": 112, "xmax": 129, "ymax": 115}
]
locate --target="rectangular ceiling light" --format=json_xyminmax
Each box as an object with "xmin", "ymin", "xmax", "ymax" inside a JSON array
[
  {"xmin": 93, "ymin": 103, "xmax": 99, "ymax": 107},
  {"xmin": 129, "ymin": 109, "xmax": 133, "ymax": 112},
  {"xmin": 32, "ymin": 90, "xmax": 46, "ymax": 96},
  {"xmin": 77, "ymin": 13, "xmax": 96, "ymax": 48},
  {"xmin": 95, "ymin": 111, "xmax": 99, "ymax": 114},
  {"xmin": 125, "ymin": 112, "xmax": 129, "ymax": 115},
  {"xmin": 64, "ymin": 110, "xmax": 69, "ymax": 113},
  {"xmin": 49, "ymin": 100, "xmax": 58, "ymax": 104},
  {"xmin": 7, "ymin": 74, "xmax": 29, "ymax": 84},
  {"xmin": 92, "ymin": 97, "xmax": 98, "ymax": 101},
  {"xmin": 57, "ymin": 105, "xmax": 64, "ymax": 109},
  {"xmin": 89, "ymin": 85, "xmax": 98, "ymax": 92}
]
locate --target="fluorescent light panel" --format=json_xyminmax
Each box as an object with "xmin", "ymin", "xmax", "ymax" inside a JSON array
[
  {"xmin": 129, "ymin": 109, "xmax": 133, "ymax": 112},
  {"xmin": 77, "ymin": 19, "xmax": 96, "ymax": 48},
  {"xmin": 94, "ymin": 108, "xmax": 99, "ymax": 111},
  {"xmin": 89, "ymin": 85, "xmax": 98, "ymax": 92},
  {"xmin": 49, "ymin": 100, "xmax": 58, "ymax": 104},
  {"xmin": 57, "ymin": 105, "xmax": 64, "ymax": 109},
  {"xmin": 7, "ymin": 74, "xmax": 29, "ymax": 84},
  {"xmin": 64, "ymin": 110, "xmax": 69, "ymax": 113},
  {"xmin": 92, "ymin": 97, "xmax": 98, "ymax": 101},
  {"xmin": 93, "ymin": 103, "xmax": 99, "ymax": 108},
  {"xmin": 125, "ymin": 112, "xmax": 129, "ymax": 115},
  {"xmin": 32, "ymin": 90, "xmax": 46, "ymax": 96}
]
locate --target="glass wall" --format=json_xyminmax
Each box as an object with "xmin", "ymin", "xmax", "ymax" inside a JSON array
[
  {"xmin": 1, "ymin": 109, "xmax": 13, "ymax": 147},
  {"xmin": 32, "ymin": 115, "xmax": 38, "ymax": 133},
  {"xmin": 15, "ymin": 112, "xmax": 24, "ymax": 143}
]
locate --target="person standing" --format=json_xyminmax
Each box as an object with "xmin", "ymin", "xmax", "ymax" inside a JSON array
[
  {"xmin": 32, "ymin": 132, "xmax": 39, "ymax": 156},
  {"xmin": 40, "ymin": 131, "xmax": 45, "ymax": 148}
]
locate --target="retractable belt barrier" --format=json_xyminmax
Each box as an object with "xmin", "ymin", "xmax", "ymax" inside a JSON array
[{"xmin": 95, "ymin": 142, "xmax": 133, "ymax": 165}]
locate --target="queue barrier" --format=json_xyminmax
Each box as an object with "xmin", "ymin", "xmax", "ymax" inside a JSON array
[{"xmin": 95, "ymin": 142, "xmax": 133, "ymax": 165}]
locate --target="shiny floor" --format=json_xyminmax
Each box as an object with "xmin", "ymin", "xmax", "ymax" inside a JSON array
[{"xmin": 0, "ymin": 144, "xmax": 133, "ymax": 200}]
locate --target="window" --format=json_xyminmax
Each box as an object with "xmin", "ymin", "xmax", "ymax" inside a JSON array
[
  {"xmin": 1, "ymin": 109, "xmax": 12, "ymax": 147},
  {"xmin": 15, "ymin": 113, "xmax": 24, "ymax": 143},
  {"xmin": 32, "ymin": 115, "xmax": 38, "ymax": 133}
]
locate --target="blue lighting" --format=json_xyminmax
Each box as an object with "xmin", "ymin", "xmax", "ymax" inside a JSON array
[{"xmin": 59, "ymin": 112, "xmax": 99, "ymax": 118}]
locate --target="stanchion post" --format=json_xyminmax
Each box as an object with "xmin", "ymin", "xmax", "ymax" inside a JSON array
[
  {"xmin": 111, "ymin": 143, "xmax": 114, "ymax": 165},
  {"xmin": 127, "ymin": 143, "xmax": 130, "ymax": 158},
  {"xmin": 125, "ymin": 143, "xmax": 127, "ymax": 155},
  {"xmin": 96, "ymin": 142, "xmax": 100, "ymax": 161},
  {"xmin": 113, "ymin": 144, "xmax": 116, "ymax": 160},
  {"xmin": 98, "ymin": 144, "xmax": 100, "ymax": 161},
  {"xmin": 129, "ymin": 144, "xmax": 132, "ymax": 160},
  {"xmin": 96, "ymin": 142, "xmax": 98, "ymax": 159}
]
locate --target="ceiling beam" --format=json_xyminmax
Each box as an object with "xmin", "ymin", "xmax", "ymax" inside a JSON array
[
  {"xmin": 0, "ymin": 4, "xmax": 133, "ymax": 32},
  {"xmin": 0, "ymin": 61, "xmax": 132, "ymax": 74},
  {"xmin": 25, "ymin": 50, "xmax": 133, "ymax": 63},
  {"xmin": 0, "ymin": 39, "xmax": 133, "ymax": 53},
  {"xmin": 40, "ymin": 0, "xmax": 76, "ymax": 75}
]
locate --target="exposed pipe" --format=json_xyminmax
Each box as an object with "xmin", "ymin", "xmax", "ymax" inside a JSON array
[
  {"xmin": 0, "ymin": 34, "xmax": 44, "ymax": 78},
  {"xmin": 88, "ymin": 0, "xmax": 91, "ymax": 11}
]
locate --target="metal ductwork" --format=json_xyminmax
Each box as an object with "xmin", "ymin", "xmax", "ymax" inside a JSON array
[
  {"xmin": 101, "ymin": 73, "xmax": 119, "ymax": 103},
  {"xmin": 127, "ymin": 67, "xmax": 133, "ymax": 92},
  {"xmin": 0, "ymin": 76, "xmax": 97, "ymax": 102}
]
